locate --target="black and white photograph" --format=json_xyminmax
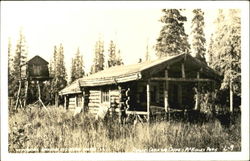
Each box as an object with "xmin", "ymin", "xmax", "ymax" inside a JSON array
[{"xmin": 1, "ymin": 1, "xmax": 249, "ymax": 161}]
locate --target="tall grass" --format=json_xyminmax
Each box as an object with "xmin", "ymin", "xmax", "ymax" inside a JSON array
[{"xmin": 8, "ymin": 106, "xmax": 241, "ymax": 153}]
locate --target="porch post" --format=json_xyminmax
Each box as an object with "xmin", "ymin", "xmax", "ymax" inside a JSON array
[
  {"xmin": 118, "ymin": 85, "xmax": 123, "ymax": 123},
  {"xmin": 75, "ymin": 95, "xmax": 77, "ymax": 108},
  {"xmin": 82, "ymin": 90, "xmax": 85, "ymax": 113},
  {"xmin": 181, "ymin": 62, "xmax": 185, "ymax": 78},
  {"xmin": 164, "ymin": 70, "xmax": 169, "ymax": 112},
  {"xmin": 64, "ymin": 95, "xmax": 67, "ymax": 109},
  {"xmin": 146, "ymin": 80, "xmax": 150, "ymax": 122},
  {"xmin": 179, "ymin": 62, "xmax": 185, "ymax": 108},
  {"xmin": 195, "ymin": 71, "xmax": 200, "ymax": 110}
]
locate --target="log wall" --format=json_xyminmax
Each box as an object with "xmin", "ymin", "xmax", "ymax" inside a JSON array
[
  {"xmin": 68, "ymin": 96, "xmax": 76, "ymax": 110},
  {"xmin": 88, "ymin": 90, "xmax": 101, "ymax": 115},
  {"xmin": 87, "ymin": 88, "xmax": 120, "ymax": 115}
]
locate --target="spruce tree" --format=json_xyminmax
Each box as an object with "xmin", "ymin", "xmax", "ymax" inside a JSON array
[
  {"xmin": 51, "ymin": 44, "xmax": 67, "ymax": 106},
  {"xmin": 91, "ymin": 38, "xmax": 105, "ymax": 74},
  {"xmin": 108, "ymin": 40, "xmax": 116, "ymax": 67},
  {"xmin": 71, "ymin": 48, "xmax": 84, "ymax": 82},
  {"xmin": 156, "ymin": 9, "xmax": 190, "ymax": 58},
  {"xmin": 107, "ymin": 40, "xmax": 123, "ymax": 67},
  {"xmin": 191, "ymin": 9, "xmax": 206, "ymax": 63},
  {"xmin": 10, "ymin": 30, "xmax": 28, "ymax": 100},
  {"xmin": 8, "ymin": 38, "xmax": 14, "ymax": 98},
  {"xmin": 207, "ymin": 34, "xmax": 214, "ymax": 66},
  {"xmin": 209, "ymin": 9, "xmax": 241, "ymax": 112}
]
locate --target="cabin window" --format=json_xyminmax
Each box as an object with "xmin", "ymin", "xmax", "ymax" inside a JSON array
[{"xmin": 101, "ymin": 89, "xmax": 109, "ymax": 103}]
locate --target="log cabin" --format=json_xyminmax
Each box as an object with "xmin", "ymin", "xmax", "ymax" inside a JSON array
[{"xmin": 59, "ymin": 53, "xmax": 221, "ymax": 122}]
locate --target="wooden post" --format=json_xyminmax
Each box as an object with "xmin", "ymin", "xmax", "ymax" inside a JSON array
[
  {"xmin": 230, "ymin": 80, "xmax": 233, "ymax": 112},
  {"xmin": 164, "ymin": 70, "xmax": 169, "ymax": 112},
  {"xmin": 146, "ymin": 80, "xmax": 150, "ymax": 122},
  {"xmin": 15, "ymin": 80, "xmax": 22, "ymax": 110},
  {"xmin": 64, "ymin": 95, "xmax": 67, "ymax": 109},
  {"xmin": 181, "ymin": 62, "xmax": 185, "ymax": 78},
  {"xmin": 75, "ymin": 95, "xmax": 78, "ymax": 108},
  {"xmin": 37, "ymin": 81, "xmax": 47, "ymax": 110},
  {"xmin": 180, "ymin": 62, "xmax": 185, "ymax": 109},
  {"xmin": 24, "ymin": 80, "xmax": 29, "ymax": 107},
  {"xmin": 82, "ymin": 91, "xmax": 85, "ymax": 113},
  {"xmin": 195, "ymin": 72, "xmax": 200, "ymax": 110},
  {"xmin": 118, "ymin": 85, "xmax": 122, "ymax": 123}
]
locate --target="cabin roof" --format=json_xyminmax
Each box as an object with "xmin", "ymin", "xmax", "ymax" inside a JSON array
[
  {"xmin": 27, "ymin": 55, "xmax": 49, "ymax": 65},
  {"xmin": 59, "ymin": 79, "xmax": 82, "ymax": 95},
  {"xmin": 78, "ymin": 53, "xmax": 221, "ymax": 87}
]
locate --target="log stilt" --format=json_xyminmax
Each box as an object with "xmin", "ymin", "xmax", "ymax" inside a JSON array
[
  {"xmin": 15, "ymin": 80, "xmax": 22, "ymax": 110},
  {"xmin": 24, "ymin": 80, "xmax": 29, "ymax": 107},
  {"xmin": 37, "ymin": 81, "xmax": 47, "ymax": 111}
]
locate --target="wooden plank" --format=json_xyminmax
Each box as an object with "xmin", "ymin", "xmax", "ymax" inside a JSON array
[
  {"xmin": 150, "ymin": 77, "xmax": 213, "ymax": 82},
  {"xmin": 89, "ymin": 90, "xmax": 101, "ymax": 94},
  {"xmin": 88, "ymin": 103, "xmax": 100, "ymax": 107},
  {"xmin": 89, "ymin": 94, "xmax": 100, "ymax": 97},
  {"xmin": 109, "ymin": 90, "xmax": 120, "ymax": 95},
  {"xmin": 88, "ymin": 100, "xmax": 100, "ymax": 103},
  {"xmin": 147, "ymin": 80, "xmax": 150, "ymax": 122},
  {"xmin": 126, "ymin": 111, "xmax": 148, "ymax": 115}
]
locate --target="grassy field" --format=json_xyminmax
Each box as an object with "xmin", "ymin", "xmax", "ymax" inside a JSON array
[{"xmin": 8, "ymin": 106, "xmax": 241, "ymax": 153}]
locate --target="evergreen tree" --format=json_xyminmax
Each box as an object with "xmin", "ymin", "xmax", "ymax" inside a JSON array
[
  {"xmin": 8, "ymin": 38, "xmax": 14, "ymax": 98},
  {"xmin": 91, "ymin": 38, "xmax": 105, "ymax": 74},
  {"xmin": 116, "ymin": 50, "xmax": 123, "ymax": 66},
  {"xmin": 156, "ymin": 9, "xmax": 190, "ymax": 58},
  {"xmin": 107, "ymin": 40, "xmax": 124, "ymax": 67},
  {"xmin": 9, "ymin": 30, "xmax": 28, "ymax": 99},
  {"xmin": 71, "ymin": 48, "xmax": 85, "ymax": 82},
  {"xmin": 51, "ymin": 44, "xmax": 67, "ymax": 106},
  {"xmin": 8, "ymin": 38, "xmax": 13, "ymax": 74},
  {"xmin": 145, "ymin": 44, "xmax": 150, "ymax": 61},
  {"xmin": 207, "ymin": 34, "xmax": 214, "ymax": 66},
  {"xmin": 191, "ymin": 9, "xmax": 206, "ymax": 63},
  {"xmin": 209, "ymin": 9, "xmax": 241, "ymax": 112}
]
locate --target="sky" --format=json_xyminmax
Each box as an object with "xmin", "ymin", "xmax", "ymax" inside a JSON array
[{"xmin": 1, "ymin": 1, "xmax": 223, "ymax": 75}]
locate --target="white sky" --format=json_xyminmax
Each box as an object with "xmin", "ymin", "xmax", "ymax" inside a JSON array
[{"xmin": 0, "ymin": 1, "xmax": 229, "ymax": 75}]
